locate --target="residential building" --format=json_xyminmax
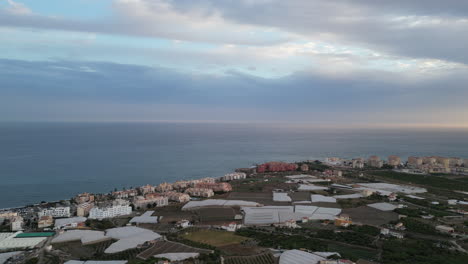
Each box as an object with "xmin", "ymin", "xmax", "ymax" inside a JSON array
[
  {"xmin": 351, "ymin": 158, "xmax": 365, "ymax": 169},
  {"xmin": 387, "ymin": 155, "xmax": 401, "ymax": 167},
  {"xmin": 10, "ymin": 216, "xmax": 23, "ymax": 231},
  {"xmin": 257, "ymin": 162, "xmax": 298, "ymax": 173},
  {"xmin": 435, "ymin": 157, "xmax": 450, "ymax": 168},
  {"xmin": 0, "ymin": 211, "xmax": 18, "ymax": 220},
  {"xmin": 221, "ymin": 222, "xmax": 242, "ymax": 232},
  {"xmin": 422, "ymin": 157, "xmax": 436, "ymax": 165},
  {"xmin": 74, "ymin": 193, "xmax": 95, "ymax": 204},
  {"xmin": 156, "ymin": 182, "xmax": 173, "ymax": 192},
  {"xmin": 38, "ymin": 216, "xmax": 54, "ymax": 228},
  {"xmin": 189, "ymin": 177, "xmax": 216, "ymax": 186},
  {"xmin": 300, "ymin": 164, "xmax": 309, "ymax": 172},
  {"xmin": 133, "ymin": 196, "xmax": 169, "ymax": 209},
  {"xmin": 38, "ymin": 207, "xmax": 71, "ymax": 218},
  {"xmin": 112, "ymin": 189, "xmax": 138, "ymax": 199},
  {"xmin": 177, "ymin": 220, "xmax": 191, "ymax": 228},
  {"xmin": 407, "ymin": 156, "xmax": 423, "ymax": 167},
  {"xmin": 173, "ymin": 180, "xmax": 191, "ymax": 190},
  {"xmin": 77, "ymin": 202, "xmax": 94, "ymax": 217},
  {"xmin": 184, "ymin": 188, "xmax": 214, "ymax": 198},
  {"xmin": 221, "ymin": 172, "xmax": 247, "ymax": 181},
  {"xmin": 194, "ymin": 182, "xmax": 232, "ymax": 192},
  {"xmin": 163, "ymin": 192, "xmax": 191, "ymax": 203},
  {"xmin": 449, "ymin": 158, "xmax": 463, "ymax": 167},
  {"xmin": 139, "ymin": 184, "xmax": 155, "ymax": 194},
  {"xmin": 89, "ymin": 204, "xmax": 132, "ymax": 219},
  {"xmin": 368, "ymin": 156, "xmax": 383, "ymax": 168},
  {"xmin": 335, "ymin": 214, "xmax": 352, "ymax": 227},
  {"xmin": 54, "ymin": 217, "xmax": 86, "ymax": 229},
  {"xmin": 380, "ymin": 228, "xmax": 404, "ymax": 239}
]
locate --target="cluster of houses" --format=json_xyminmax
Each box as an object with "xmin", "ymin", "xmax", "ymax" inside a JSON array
[
  {"xmin": 325, "ymin": 155, "xmax": 468, "ymax": 174},
  {"xmin": 0, "ymin": 172, "xmax": 240, "ymax": 232}
]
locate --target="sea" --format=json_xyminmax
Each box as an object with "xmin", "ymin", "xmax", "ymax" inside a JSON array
[{"xmin": 1, "ymin": 122, "xmax": 468, "ymax": 209}]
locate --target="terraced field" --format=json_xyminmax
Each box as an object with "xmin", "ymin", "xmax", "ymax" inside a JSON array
[{"xmin": 224, "ymin": 252, "xmax": 276, "ymax": 264}]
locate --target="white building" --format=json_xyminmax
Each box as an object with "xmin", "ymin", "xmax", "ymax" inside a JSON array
[
  {"xmin": 54, "ymin": 217, "xmax": 87, "ymax": 229},
  {"xmin": 222, "ymin": 172, "xmax": 247, "ymax": 181},
  {"xmin": 38, "ymin": 207, "xmax": 71, "ymax": 218},
  {"xmin": 10, "ymin": 216, "xmax": 24, "ymax": 231},
  {"xmin": 89, "ymin": 205, "xmax": 132, "ymax": 219}
]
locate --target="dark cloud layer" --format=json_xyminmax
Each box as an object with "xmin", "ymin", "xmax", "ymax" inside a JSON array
[{"xmin": 1, "ymin": 58, "xmax": 467, "ymax": 122}]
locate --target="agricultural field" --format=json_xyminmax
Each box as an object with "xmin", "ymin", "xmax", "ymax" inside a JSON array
[
  {"xmin": 182, "ymin": 229, "xmax": 248, "ymax": 247},
  {"xmin": 137, "ymin": 240, "xmax": 213, "ymax": 260},
  {"xmin": 370, "ymin": 171, "xmax": 468, "ymax": 192},
  {"xmin": 342, "ymin": 206, "xmax": 399, "ymax": 226},
  {"xmin": 194, "ymin": 207, "xmax": 237, "ymax": 223},
  {"xmin": 226, "ymin": 192, "xmax": 274, "ymax": 204},
  {"xmin": 224, "ymin": 252, "xmax": 276, "ymax": 264}
]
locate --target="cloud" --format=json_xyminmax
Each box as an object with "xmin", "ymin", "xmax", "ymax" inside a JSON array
[
  {"xmin": 1, "ymin": 0, "xmax": 467, "ymax": 66},
  {"xmin": 4, "ymin": 0, "xmax": 31, "ymax": 15},
  {"xmin": 1, "ymin": 58, "xmax": 468, "ymax": 125},
  {"xmin": 0, "ymin": 0, "xmax": 292, "ymax": 46},
  {"xmin": 168, "ymin": 0, "xmax": 468, "ymax": 64}
]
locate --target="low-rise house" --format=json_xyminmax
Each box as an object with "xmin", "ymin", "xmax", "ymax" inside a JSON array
[
  {"xmin": 38, "ymin": 207, "xmax": 71, "ymax": 218},
  {"xmin": 381, "ymin": 228, "xmax": 404, "ymax": 239},
  {"xmin": 351, "ymin": 159, "xmax": 365, "ymax": 169},
  {"xmin": 74, "ymin": 193, "xmax": 95, "ymax": 204},
  {"xmin": 163, "ymin": 192, "xmax": 191, "ymax": 203},
  {"xmin": 112, "ymin": 189, "xmax": 138, "ymax": 199},
  {"xmin": 156, "ymin": 183, "xmax": 173, "ymax": 192},
  {"xmin": 189, "ymin": 177, "xmax": 216, "ymax": 187},
  {"xmin": 0, "ymin": 211, "xmax": 18, "ymax": 225},
  {"xmin": 38, "ymin": 216, "xmax": 54, "ymax": 228},
  {"xmin": 77, "ymin": 202, "xmax": 94, "ymax": 217},
  {"xmin": 173, "ymin": 180, "xmax": 191, "ymax": 190},
  {"xmin": 54, "ymin": 217, "xmax": 87, "ymax": 229},
  {"xmin": 10, "ymin": 216, "xmax": 23, "ymax": 231},
  {"xmin": 184, "ymin": 188, "xmax": 214, "ymax": 198},
  {"xmin": 283, "ymin": 219, "xmax": 298, "ymax": 229},
  {"xmin": 139, "ymin": 184, "xmax": 155, "ymax": 194},
  {"xmin": 335, "ymin": 214, "xmax": 352, "ymax": 227},
  {"xmin": 221, "ymin": 172, "xmax": 247, "ymax": 181},
  {"xmin": 194, "ymin": 182, "xmax": 232, "ymax": 192},
  {"xmin": 177, "ymin": 220, "xmax": 191, "ymax": 228},
  {"xmin": 221, "ymin": 222, "xmax": 242, "ymax": 232}
]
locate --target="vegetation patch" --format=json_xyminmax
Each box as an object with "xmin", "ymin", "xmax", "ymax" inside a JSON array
[{"xmin": 182, "ymin": 229, "xmax": 247, "ymax": 247}]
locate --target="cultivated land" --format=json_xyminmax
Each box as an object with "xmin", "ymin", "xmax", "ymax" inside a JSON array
[
  {"xmin": 1, "ymin": 157, "xmax": 468, "ymax": 264},
  {"xmin": 181, "ymin": 229, "xmax": 247, "ymax": 247}
]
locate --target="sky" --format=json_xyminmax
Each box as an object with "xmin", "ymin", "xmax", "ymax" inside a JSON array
[{"xmin": 1, "ymin": 0, "xmax": 468, "ymax": 127}]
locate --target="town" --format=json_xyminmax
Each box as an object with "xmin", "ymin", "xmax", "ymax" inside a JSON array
[{"xmin": 0, "ymin": 155, "xmax": 468, "ymax": 264}]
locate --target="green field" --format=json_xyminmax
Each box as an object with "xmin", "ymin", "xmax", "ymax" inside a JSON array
[
  {"xmin": 370, "ymin": 171, "xmax": 468, "ymax": 192},
  {"xmin": 182, "ymin": 229, "xmax": 247, "ymax": 247}
]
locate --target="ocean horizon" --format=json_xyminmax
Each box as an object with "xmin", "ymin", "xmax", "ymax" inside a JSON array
[{"xmin": 1, "ymin": 121, "xmax": 468, "ymax": 209}]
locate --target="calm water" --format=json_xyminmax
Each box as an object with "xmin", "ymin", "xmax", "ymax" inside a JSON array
[{"xmin": 1, "ymin": 122, "xmax": 468, "ymax": 209}]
